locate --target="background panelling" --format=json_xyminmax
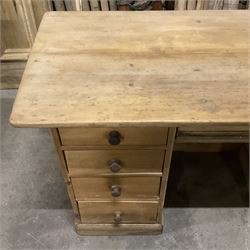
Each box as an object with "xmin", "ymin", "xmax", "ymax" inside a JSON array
[{"xmin": 1, "ymin": 0, "xmax": 249, "ymax": 53}]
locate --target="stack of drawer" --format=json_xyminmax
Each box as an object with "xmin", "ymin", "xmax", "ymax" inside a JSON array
[{"xmin": 55, "ymin": 127, "xmax": 171, "ymax": 233}]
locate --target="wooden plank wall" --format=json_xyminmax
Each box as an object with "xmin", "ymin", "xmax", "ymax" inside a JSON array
[
  {"xmin": 1, "ymin": 0, "xmax": 249, "ymax": 53},
  {"xmin": 1, "ymin": 0, "xmax": 249, "ymax": 89},
  {"xmin": 1, "ymin": 0, "xmax": 51, "ymax": 54}
]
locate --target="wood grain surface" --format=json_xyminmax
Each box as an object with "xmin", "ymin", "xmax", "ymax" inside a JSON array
[
  {"xmin": 72, "ymin": 176, "xmax": 161, "ymax": 200},
  {"xmin": 75, "ymin": 219, "xmax": 162, "ymax": 235},
  {"xmin": 65, "ymin": 149, "xmax": 165, "ymax": 176},
  {"xmin": 59, "ymin": 127, "xmax": 168, "ymax": 145},
  {"xmin": 10, "ymin": 11, "xmax": 250, "ymax": 128},
  {"xmin": 78, "ymin": 200, "xmax": 159, "ymax": 224}
]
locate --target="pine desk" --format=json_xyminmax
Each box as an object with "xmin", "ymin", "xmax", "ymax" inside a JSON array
[{"xmin": 10, "ymin": 11, "xmax": 249, "ymax": 235}]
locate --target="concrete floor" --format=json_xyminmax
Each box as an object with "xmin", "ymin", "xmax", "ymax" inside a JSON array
[{"xmin": 1, "ymin": 89, "xmax": 249, "ymax": 250}]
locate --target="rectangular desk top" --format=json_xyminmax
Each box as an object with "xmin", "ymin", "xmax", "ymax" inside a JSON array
[{"xmin": 10, "ymin": 11, "xmax": 250, "ymax": 128}]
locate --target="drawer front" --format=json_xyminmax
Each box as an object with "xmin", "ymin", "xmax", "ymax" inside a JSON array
[
  {"xmin": 72, "ymin": 177, "xmax": 161, "ymax": 200},
  {"xmin": 65, "ymin": 149, "xmax": 165, "ymax": 176},
  {"xmin": 59, "ymin": 127, "xmax": 168, "ymax": 146},
  {"xmin": 176, "ymin": 131, "xmax": 249, "ymax": 143},
  {"xmin": 176, "ymin": 126, "xmax": 249, "ymax": 143},
  {"xmin": 78, "ymin": 201, "xmax": 159, "ymax": 224}
]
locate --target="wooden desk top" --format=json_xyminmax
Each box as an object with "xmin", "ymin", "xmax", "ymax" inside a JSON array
[{"xmin": 10, "ymin": 11, "xmax": 249, "ymax": 128}]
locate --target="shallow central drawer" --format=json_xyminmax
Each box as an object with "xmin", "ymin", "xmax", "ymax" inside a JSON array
[
  {"xmin": 72, "ymin": 176, "xmax": 161, "ymax": 200},
  {"xmin": 176, "ymin": 126, "xmax": 249, "ymax": 143},
  {"xmin": 78, "ymin": 201, "xmax": 159, "ymax": 224},
  {"xmin": 59, "ymin": 127, "xmax": 168, "ymax": 146},
  {"xmin": 65, "ymin": 149, "xmax": 165, "ymax": 176}
]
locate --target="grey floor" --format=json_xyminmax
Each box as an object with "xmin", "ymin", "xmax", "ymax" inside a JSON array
[{"xmin": 1, "ymin": 90, "xmax": 249, "ymax": 250}]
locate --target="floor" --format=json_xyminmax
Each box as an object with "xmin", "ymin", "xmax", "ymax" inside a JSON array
[{"xmin": 1, "ymin": 90, "xmax": 249, "ymax": 250}]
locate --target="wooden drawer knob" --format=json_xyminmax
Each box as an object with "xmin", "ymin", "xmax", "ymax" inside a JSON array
[
  {"xmin": 111, "ymin": 185, "xmax": 121, "ymax": 197},
  {"xmin": 108, "ymin": 131, "xmax": 121, "ymax": 145},
  {"xmin": 109, "ymin": 159, "xmax": 122, "ymax": 173},
  {"xmin": 113, "ymin": 211, "xmax": 122, "ymax": 223}
]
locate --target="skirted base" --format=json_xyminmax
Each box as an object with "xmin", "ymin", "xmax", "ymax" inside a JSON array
[{"xmin": 74, "ymin": 218, "xmax": 163, "ymax": 236}]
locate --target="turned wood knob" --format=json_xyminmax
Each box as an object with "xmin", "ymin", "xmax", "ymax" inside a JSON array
[
  {"xmin": 108, "ymin": 131, "xmax": 121, "ymax": 145},
  {"xmin": 109, "ymin": 159, "xmax": 122, "ymax": 173},
  {"xmin": 113, "ymin": 211, "xmax": 122, "ymax": 223},
  {"xmin": 111, "ymin": 185, "xmax": 121, "ymax": 197}
]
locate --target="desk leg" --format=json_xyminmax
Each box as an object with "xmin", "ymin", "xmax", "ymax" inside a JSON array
[
  {"xmin": 50, "ymin": 128, "xmax": 80, "ymax": 218},
  {"xmin": 157, "ymin": 128, "xmax": 176, "ymax": 224}
]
